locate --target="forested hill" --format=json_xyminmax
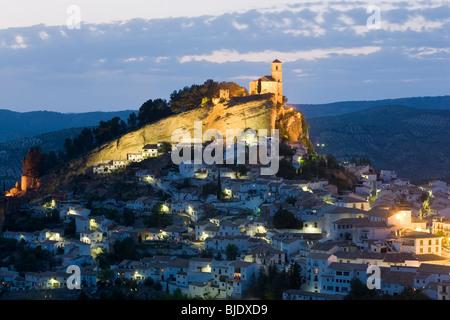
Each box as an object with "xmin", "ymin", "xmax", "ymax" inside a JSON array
[
  {"xmin": 0, "ymin": 109, "xmax": 136, "ymax": 143},
  {"xmin": 308, "ymin": 105, "xmax": 450, "ymax": 180},
  {"xmin": 291, "ymin": 95, "xmax": 450, "ymax": 119}
]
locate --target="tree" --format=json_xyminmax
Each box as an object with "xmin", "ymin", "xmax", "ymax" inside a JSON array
[
  {"xmin": 64, "ymin": 218, "xmax": 76, "ymax": 236},
  {"xmin": 394, "ymin": 287, "xmax": 431, "ymax": 300},
  {"xmin": 257, "ymin": 78, "xmax": 262, "ymax": 94},
  {"xmin": 144, "ymin": 203, "xmax": 173, "ymax": 229},
  {"xmin": 113, "ymin": 238, "xmax": 139, "ymax": 262},
  {"xmin": 45, "ymin": 151, "xmax": 59, "ymax": 172},
  {"xmin": 279, "ymin": 142, "xmax": 295, "ymax": 157},
  {"xmin": 232, "ymin": 164, "xmax": 248, "ymax": 178},
  {"xmin": 344, "ymin": 278, "xmax": 377, "ymax": 300},
  {"xmin": 127, "ymin": 112, "xmax": 138, "ymax": 129},
  {"xmin": 78, "ymin": 290, "xmax": 89, "ymax": 300},
  {"xmin": 96, "ymin": 250, "xmax": 115, "ymax": 270},
  {"xmin": 218, "ymin": 81, "xmax": 248, "ymax": 97},
  {"xmin": 201, "ymin": 182, "xmax": 217, "ymax": 196},
  {"xmin": 64, "ymin": 138, "xmax": 75, "ymax": 158},
  {"xmin": 94, "ymin": 117, "xmax": 127, "ymax": 145},
  {"xmin": 138, "ymin": 99, "xmax": 172, "ymax": 126},
  {"xmin": 253, "ymin": 269, "xmax": 268, "ymax": 299},
  {"xmin": 160, "ymin": 141, "xmax": 172, "ymax": 154},
  {"xmin": 22, "ymin": 146, "xmax": 46, "ymax": 178},
  {"xmin": 287, "ymin": 262, "xmax": 302, "ymax": 289},
  {"xmin": 273, "ymin": 209, "xmax": 302, "ymax": 229},
  {"xmin": 97, "ymin": 268, "xmax": 115, "ymax": 283},
  {"xmin": 73, "ymin": 128, "xmax": 94, "ymax": 154},
  {"xmin": 264, "ymin": 265, "xmax": 288, "ymax": 300},
  {"xmin": 276, "ymin": 159, "xmax": 297, "ymax": 180},
  {"xmin": 326, "ymin": 154, "xmax": 342, "ymax": 170},
  {"xmin": 359, "ymin": 157, "xmax": 371, "ymax": 165},
  {"xmin": 22, "ymin": 146, "xmax": 61, "ymax": 177},
  {"xmin": 122, "ymin": 209, "xmax": 136, "ymax": 227},
  {"xmin": 216, "ymin": 170, "xmax": 222, "ymax": 200},
  {"xmin": 285, "ymin": 195, "xmax": 297, "ymax": 205},
  {"xmin": 169, "ymin": 80, "xmax": 247, "ymax": 113},
  {"xmin": 225, "ymin": 244, "xmax": 239, "ymax": 260},
  {"xmin": 45, "ymin": 209, "xmax": 60, "ymax": 224}
]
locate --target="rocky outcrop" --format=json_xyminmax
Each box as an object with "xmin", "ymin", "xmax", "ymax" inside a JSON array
[
  {"xmin": 85, "ymin": 95, "xmax": 307, "ymax": 168},
  {"xmin": 86, "ymin": 95, "xmax": 274, "ymax": 166},
  {"xmin": 38, "ymin": 95, "xmax": 309, "ymax": 193}
]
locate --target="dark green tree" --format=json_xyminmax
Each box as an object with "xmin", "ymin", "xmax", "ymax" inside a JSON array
[
  {"xmin": 45, "ymin": 151, "xmax": 59, "ymax": 173},
  {"xmin": 359, "ymin": 157, "xmax": 371, "ymax": 165},
  {"xmin": 97, "ymin": 268, "xmax": 115, "ymax": 283},
  {"xmin": 64, "ymin": 218, "xmax": 76, "ymax": 236},
  {"xmin": 159, "ymin": 141, "xmax": 172, "ymax": 154},
  {"xmin": 232, "ymin": 164, "xmax": 248, "ymax": 178},
  {"xmin": 273, "ymin": 209, "xmax": 302, "ymax": 229},
  {"xmin": 169, "ymin": 80, "xmax": 247, "ymax": 113},
  {"xmin": 225, "ymin": 244, "xmax": 239, "ymax": 260},
  {"xmin": 138, "ymin": 99, "xmax": 172, "ymax": 126},
  {"xmin": 121, "ymin": 209, "xmax": 136, "ymax": 227},
  {"xmin": 73, "ymin": 128, "xmax": 94, "ymax": 154},
  {"xmin": 287, "ymin": 262, "xmax": 302, "ymax": 289},
  {"xmin": 64, "ymin": 138, "xmax": 75, "ymax": 158},
  {"xmin": 127, "ymin": 112, "xmax": 138, "ymax": 129},
  {"xmin": 144, "ymin": 203, "xmax": 172, "ymax": 229},
  {"xmin": 216, "ymin": 170, "xmax": 222, "ymax": 200},
  {"xmin": 113, "ymin": 238, "xmax": 139, "ymax": 262},
  {"xmin": 276, "ymin": 159, "xmax": 297, "ymax": 180},
  {"xmin": 201, "ymin": 182, "xmax": 218, "ymax": 196},
  {"xmin": 394, "ymin": 287, "xmax": 431, "ymax": 300},
  {"xmin": 344, "ymin": 278, "xmax": 378, "ymax": 300},
  {"xmin": 94, "ymin": 117, "xmax": 127, "ymax": 145}
]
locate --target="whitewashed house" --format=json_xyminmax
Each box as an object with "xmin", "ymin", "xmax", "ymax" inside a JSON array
[{"xmin": 142, "ymin": 144, "xmax": 159, "ymax": 158}]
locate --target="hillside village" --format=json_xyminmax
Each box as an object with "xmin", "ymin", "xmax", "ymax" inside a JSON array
[
  {"xmin": 1, "ymin": 60, "xmax": 450, "ymax": 301},
  {"xmin": 1, "ymin": 137, "xmax": 450, "ymax": 300}
]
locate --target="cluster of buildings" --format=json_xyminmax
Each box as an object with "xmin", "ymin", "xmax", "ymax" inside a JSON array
[
  {"xmin": 92, "ymin": 144, "xmax": 159, "ymax": 174},
  {"xmin": 1, "ymin": 142, "xmax": 450, "ymax": 300}
]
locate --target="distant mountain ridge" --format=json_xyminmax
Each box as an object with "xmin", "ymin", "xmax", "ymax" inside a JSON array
[
  {"xmin": 291, "ymin": 95, "xmax": 450, "ymax": 119},
  {"xmin": 308, "ymin": 105, "xmax": 450, "ymax": 180},
  {"xmin": 0, "ymin": 109, "xmax": 136, "ymax": 143}
]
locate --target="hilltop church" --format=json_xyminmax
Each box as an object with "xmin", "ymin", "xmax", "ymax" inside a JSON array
[{"xmin": 249, "ymin": 59, "xmax": 283, "ymax": 105}]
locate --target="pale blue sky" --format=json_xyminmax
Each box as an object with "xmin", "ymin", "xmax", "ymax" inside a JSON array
[
  {"xmin": 0, "ymin": 0, "xmax": 449, "ymax": 112},
  {"xmin": 0, "ymin": 0, "xmax": 302, "ymax": 29}
]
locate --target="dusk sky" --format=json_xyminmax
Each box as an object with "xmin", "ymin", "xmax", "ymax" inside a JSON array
[{"xmin": 0, "ymin": 0, "xmax": 449, "ymax": 113}]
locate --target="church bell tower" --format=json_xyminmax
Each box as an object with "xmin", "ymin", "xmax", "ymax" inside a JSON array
[
  {"xmin": 271, "ymin": 59, "xmax": 282, "ymax": 83},
  {"xmin": 271, "ymin": 59, "xmax": 283, "ymax": 104}
]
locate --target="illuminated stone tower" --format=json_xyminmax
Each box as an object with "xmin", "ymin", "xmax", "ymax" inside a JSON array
[
  {"xmin": 271, "ymin": 59, "xmax": 283, "ymax": 104},
  {"xmin": 249, "ymin": 59, "xmax": 284, "ymax": 105},
  {"xmin": 271, "ymin": 59, "xmax": 282, "ymax": 83}
]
